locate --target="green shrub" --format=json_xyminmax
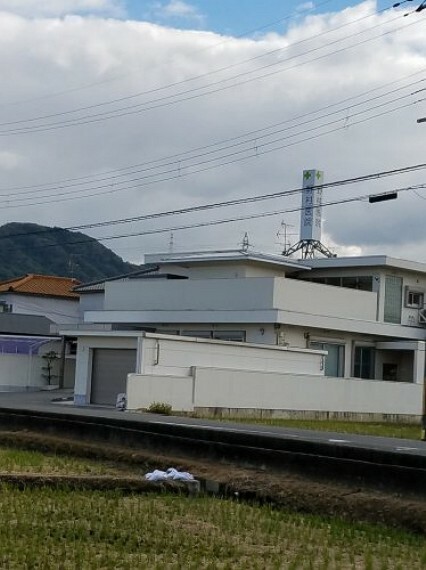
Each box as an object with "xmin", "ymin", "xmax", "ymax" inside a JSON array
[{"xmin": 146, "ymin": 402, "xmax": 172, "ymax": 415}]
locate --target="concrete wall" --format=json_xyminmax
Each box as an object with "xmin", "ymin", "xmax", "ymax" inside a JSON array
[
  {"xmin": 79, "ymin": 292, "xmax": 104, "ymax": 320},
  {"xmin": 139, "ymin": 334, "xmax": 325, "ymax": 378},
  {"xmin": 0, "ymin": 354, "xmax": 44, "ymax": 391},
  {"xmin": 274, "ymin": 278, "xmax": 377, "ymax": 321},
  {"xmin": 127, "ymin": 366, "xmax": 423, "ymax": 418},
  {"xmin": 102, "ymin": 277, "xmax": 377, "ymax": 322},
  {"xmin": 0, "ymin": 340, "xmax": 62, "ymax": 391},
  {"xmin": 299, "ymin": 265, "xmax": 426, "ymax": 330}
]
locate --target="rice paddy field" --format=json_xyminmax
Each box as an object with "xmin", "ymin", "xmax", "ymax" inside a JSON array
[
  {"xmin": 0, "ymin": 445, "xmax": 139, "ymax": 476},
  {"xmin": 0, "ymin": 487, "xmax": 425, "ymax": 569},
  {"xmin": 0, "ymin": 445, "xmax": 426, "ymax": 569}
]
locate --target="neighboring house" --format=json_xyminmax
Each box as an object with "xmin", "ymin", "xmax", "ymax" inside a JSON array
[
  {"xmin": 63, "ymin": 249, "xmax": 426, "ymax": 419},
  {"xmin": 0, "ymin": 274, "xmax": 81, "ymax": 391},
  {"xmin": 0, "ymin": 274, "xmax": 80, "ymax": 325}
]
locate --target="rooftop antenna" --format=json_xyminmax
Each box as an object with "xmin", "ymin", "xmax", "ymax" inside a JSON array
[
  {"xmin": 240, "ymin": 232, "xmax": 251, "ymax": 253},
  {"xmin": 282, "ymin": 169, "xmax": 336, "ymax": 259},
  {"xmin": 168, "ymin": 232, "xmax": 174, "ymax": 253},
  {"xmin": 276, "ymin": 221, "xmax": 294, "ymax": 252},
  {"xmin": 68, "ymin": 254, "xmax": 78, "ymax": 278}
]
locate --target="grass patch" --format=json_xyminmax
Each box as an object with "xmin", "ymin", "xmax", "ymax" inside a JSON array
[
  {"xmin": 0, "ymin": 486, "xmax": 425, "ymax": 568},
  {"xmin": 196, "ymin": 418, "xmax": 421, "ymax": 440},
  {"xmin": 0, "ymin": 445, "xmax": 140, "ymax": 476}
]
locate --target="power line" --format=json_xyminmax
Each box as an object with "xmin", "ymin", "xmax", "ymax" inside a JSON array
[
  {"xmin": 0, "ymin": 93, "xmax": 422, "ymax": 209},
  {"xmin": 0, "ymin": 0, "xmax": 335, "ymax": 111},
  {"xmin": 0, "ymin": 162, "xmax": 424, "ymax": 243},
  {"xmin": 0, "ymin": 4, "xmax": 387, "ymax": 127},
  {"xmin": 91, "ymin": 183, "xmax": 426, "ymax": 243},
  {"xmin": 0, "ymin": 11, "xmax": 417, "ymax": 135},
  {"xmin": 4, "ymin": 182, "xmax": 424, "ymax": 253},
  {"xmin": 1, "ymin": 70, "xmax": 423, "ymax": 196}
]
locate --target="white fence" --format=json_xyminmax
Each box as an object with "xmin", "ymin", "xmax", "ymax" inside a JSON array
[
  {"xmin": 126, "ymin": 333, "xmax": 423, "ymax": 421},
  {"xmin": 127, "ymin": 367, "xmax": 423, "ymax": 421}
]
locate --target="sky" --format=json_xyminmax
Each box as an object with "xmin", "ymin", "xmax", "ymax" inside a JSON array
[
  {"xmin": 125, "ymin": 1, "xmax": 391, "ymax": 35},
  {"xmin": 0, "ymin": 0, "xmax": 424, "ymax": 266}
]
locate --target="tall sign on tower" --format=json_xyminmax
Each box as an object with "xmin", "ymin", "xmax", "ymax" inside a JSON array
[
  {"xmin": 300, "ymin": 169, "xmax": 323, "ymax": 242},
  {"xmin": 283, "ymin": 169, "xmax": 335, "ymax": 259}
]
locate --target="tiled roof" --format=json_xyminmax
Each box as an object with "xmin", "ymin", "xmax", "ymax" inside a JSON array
[{"xmin": 0, "ymin": 274, "xmax": 80, "ymax": 299}]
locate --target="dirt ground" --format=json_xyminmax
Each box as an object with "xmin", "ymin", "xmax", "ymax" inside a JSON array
[{"xmin": 1, "ymin": 430, "xmax": 425, "ymax": 535}]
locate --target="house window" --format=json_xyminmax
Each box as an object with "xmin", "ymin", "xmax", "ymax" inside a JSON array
[
  {"xmin": 310, "ymin": 342, "xmax": 345, "ymax": 377},
  {"xmin": 213, "ymin": 331, "xmax": 246, "ymax": 342},
  {"xmin": 341, "ymin": 276, "xmax": 373, "ymax": 291},
  {"xmin": 181, "ymin": 330, "xmax": 212, "ymax": 339},
  {"xmin": 405, "ymin": 289, "xmax": 424, "ymax": 309},
  {"xmin": 353, "ymin": 346, "xmax": 375, "ymax": 379},
  {"xmin": 0, "ymin": 302, "xmax": 12, "ymax": 313},
  {"xmin": 181, "ymin": 330, "xmax": 246, "ymax": 342},
  {"xmin": 384, "ymin": 276, "xmax": 402, "ymax": 324}
]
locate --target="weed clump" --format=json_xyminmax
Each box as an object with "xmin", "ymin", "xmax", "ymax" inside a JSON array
[{"xmin": 147, "ymin": 402, "xmax": 173, "ymax": 415}]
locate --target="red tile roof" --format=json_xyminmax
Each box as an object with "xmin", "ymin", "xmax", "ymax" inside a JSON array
[{"xmin": 0, "ymin": 274, "xmax": 80, "ymax": 299}]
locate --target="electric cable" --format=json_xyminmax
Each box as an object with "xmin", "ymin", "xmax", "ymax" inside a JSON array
[{"xmin": 0, "ymin": 12, "xmax": 417, "ymax": 135}]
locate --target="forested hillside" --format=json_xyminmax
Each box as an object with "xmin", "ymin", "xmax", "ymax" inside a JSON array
[{"xmin": 0, "ymin": 222, "xmax": 137, "ymax": 282}]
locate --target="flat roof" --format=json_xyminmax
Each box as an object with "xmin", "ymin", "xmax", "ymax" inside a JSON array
[
  {"xmin": 144, "ymin": 249, "xmax": 306, "ymax": 273},
  {"xmin": 299, "ymin": 255, "xmax": 426, "ymax": 274}
]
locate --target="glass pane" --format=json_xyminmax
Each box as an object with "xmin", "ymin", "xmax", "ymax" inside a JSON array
[
  {"xmin": 354, "ymin": 347, "xmax": 375, "ymax": 379},
  {"xmin": 341, "ymin": 276, "xmax": 373, "ymax": 291},
  {"xmin": 384, "ymin": 276, "xmax": 402, "ymax": 324}
]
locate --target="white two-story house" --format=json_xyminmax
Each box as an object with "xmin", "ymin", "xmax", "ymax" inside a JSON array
[{"xmin": 65, "ymin": 249, "xmax": 426, "ymax": 415}]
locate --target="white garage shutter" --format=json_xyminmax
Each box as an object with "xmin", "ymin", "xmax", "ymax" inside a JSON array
[{"xmin": 90, "ymin": 348, "xmax": 136, "ymax": 405}]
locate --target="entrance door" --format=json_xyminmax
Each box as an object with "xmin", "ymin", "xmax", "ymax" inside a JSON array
[{"xmin": 90, "ymin": 349, "xmax": 136, "ymax": 405}]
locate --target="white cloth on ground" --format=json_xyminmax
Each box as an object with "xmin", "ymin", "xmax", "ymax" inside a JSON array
[{"xmin": 144, "ymin": 467, "xmax": 194, "ymax": 482}]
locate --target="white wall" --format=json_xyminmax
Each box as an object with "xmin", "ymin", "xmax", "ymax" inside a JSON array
[
  {"xmin": 105, "ymin": 277, "xmax": 276, "ymax": 312},
  {"xmin": 274, "ymin": 279, "xmax": 377, "ymax": 321},
  {"xmin": 0, "ymin": 340, "xmax": 62, "ymax": 391},
  {"xmin": 139, "ymin": 334, "xmax": 324, "ymax": 378},
  {"xmin": 79, "ymin": 292, "xmax": 104, "ymax": 319},
  {"xmin": 102, "ymin": 277, "xmax": 377, "ymax": 323},
  {"xmin": 127, "ymin": 367, "xmax": 423, "ymax": 417},
  {"xmin": 0, "ymin": 293, "xmax": 80, "ymax": 325}
]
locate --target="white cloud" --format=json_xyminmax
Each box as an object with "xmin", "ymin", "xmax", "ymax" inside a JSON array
[
  {"xmin": 148, "ymin": 1, "xmax": 205, "ymax": 26},
  {"xmin": 0, "ymin": 151, "xmax": 20, "ymax": 170},
  {"xmin": 0, "ymin": 1, "xmax": 424, "ymax": 265},
  {"xmin": 0, "ymin": 0, "xmax": 125, "ymax": 18},
  {"xmin": 297, "ymin": 2, "xmax": 315, "ymax": 12}
]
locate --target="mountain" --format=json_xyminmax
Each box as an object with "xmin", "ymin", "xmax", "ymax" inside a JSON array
[{"xmin": 0, "ymin": 222, "xmax": 138, "ymax": 283}]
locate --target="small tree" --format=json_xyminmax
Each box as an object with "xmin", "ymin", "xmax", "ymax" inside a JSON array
[{"xmin": 42, "ymin": 350, "xmax": 59, "ymax": 385}]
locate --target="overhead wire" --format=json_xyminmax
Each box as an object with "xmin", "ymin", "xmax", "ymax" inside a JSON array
[
  {"xmin": 3, "ymin": 182, "xmax": 425, "ymax": 252},
  {"xmin": 0, "ymin": 3, "xmax": 389, "ymax": 126},
  {"xmin": 0, "ymin": 90, "xmax": 423, "ymax": 209},
  {"xmin": 0, "ymin": 162, "xmax": 424, "ymax": 242},
  {"xmin": 0, "ymin": 10, "xmax": 418, "ymax": 135},
  {"xmin": 0, "ymin": 0, "xmax": 335, "ymax": 111},
  {"xmin": 1, "ymin": 69, "xmax": 423, "ymax": 196}
]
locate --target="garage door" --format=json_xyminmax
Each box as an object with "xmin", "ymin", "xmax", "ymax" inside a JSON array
[{"xmin": 90, "ymin": 349, "xmax": 136, "ymax": 405}]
